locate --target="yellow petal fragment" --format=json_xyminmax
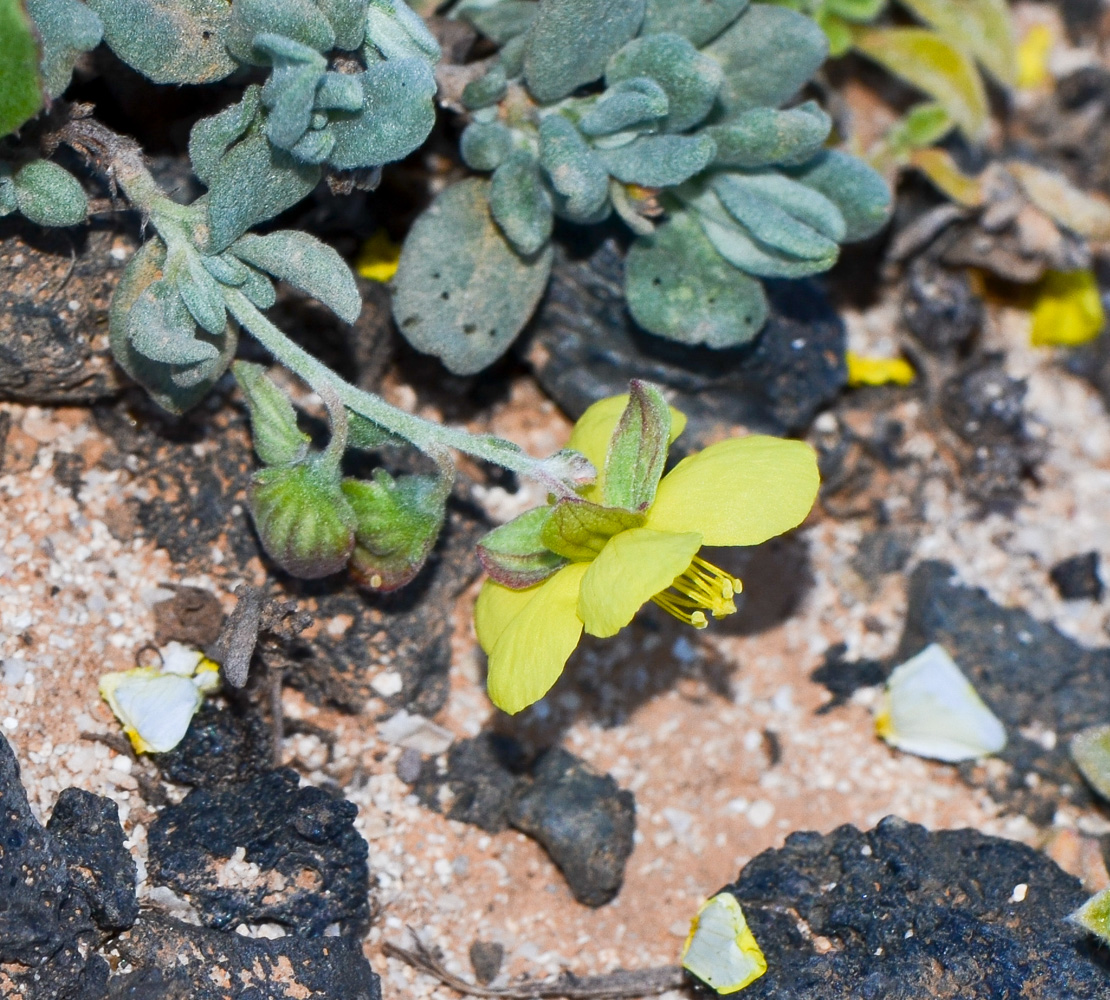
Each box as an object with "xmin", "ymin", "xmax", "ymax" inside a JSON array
[
  {"xmin": 1070, "ymin": 888, "xmax": 1110, "ymax": 946},
  {"xmin": 356, "ymin": 229, "xmax": 402, "ymax": 282},
  {"xmin": 1017, "ymin": 23, "xmax": 1054, "ymax": 90},
  {"xmin": 475, "ymin": 576, "xmax": 539, "ymax": 654},
  {"xmin": 1030, "ymin": 270, "xmax": 1105, "ymax": 348},
  {"xmin": 99, "ymin": 668, "xmax": 205, "ymax": 754},
  {"xmin": 846, "ymin": 351, "xmax": 917, "ymax": 387},
  {"xmin": 647, "ymin": 436, "xmax": 819, "ymax": 547},
  {"xmin": 567, "ymin": 394, "xmax": 687, "ymax": 503},
  {"xmin": 908, "ymin": 148, "xmax": 985, "ymax": 208},
  {"xmin": 1006, "ymin": 161, "xmax": 1110, "ymax": 241},
  {"xmin": 681, "ymin": 892, "xmax": 768, "ymax": 995},
  {"xmin": 1070, "ymin": 724, "xmax": 1110, "ymax": 802},
  {"xmin": 486, "ymin": 562, "xmax": 589, "ymax": 715},
  {"xmin": 578, "ymin": 528, "xmax": 702, "ymax": 638}
]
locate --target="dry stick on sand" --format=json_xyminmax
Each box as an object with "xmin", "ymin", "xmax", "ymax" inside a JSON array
[{"xmin": 383, "ymin": 938, "xmax": 687, "ymax": 1000}]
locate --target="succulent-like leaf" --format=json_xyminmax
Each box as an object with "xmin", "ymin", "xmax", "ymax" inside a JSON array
[
  {"xmin": 0, "ymin": 0, "xmax": 44, "ymax": 136},
  {"xmin": 603, "ymin": 380, "xmax": 671, "ymax": 510},
  {"xmin": 540, "ymin": 498, "xmax": 645, "ymax": 561},
  {"xmin": 84, "ymin": 0, "xmax": 235, "ymax": 84},
  {"xmin": 175, "ymin": 251, "xmax": 228, "ymax": 335},
  {"xmin": 365, "ymin": 0, "xmax": 441, "ymax": 63},
  {"xmin": 392, "ymin": 178, "xmax": 553, "ymax": 375},
  {"xmin": 315, "ymin": 0, "xmax": 366, "ymax": 49},
  {"xmin": 477, "ymin": 506, "xmax": 568, "ymax": 589},
  {"xmin": 462, "ymin": 65, "xmax": 508, "ymax": 109},
  {"xmin": 257, "ymin": 35, "xmax": 326, "ymax": 150},
  {"xmin": 230, "ymin": 229, "xmax": 362, "ymax": 323},
  {"xmin": 225, "ymin": 0, "xmax": 335, "ymax": 63},
  {"xmin": 641, "ymin": 0, "xmax": 748, "ymax": 47},
  {"xmin": 461, "ymin": 121, "xmax": 514, "ymax": 172},
  {"xmin": 784, "ymin": 149, "xmax": 891, "ymax": 242},
  {"xmin": 606, "ymin": 32, "xmax": 723, "ymax": 133},
  {"xmin": 625, "ymin": 209, "xmax": 768, "ymax": 347},
  {"xmin": 538, "ymin": 114, "xmax": 609, "ymax": 220},
  {"xmin": 708, "ymin": 101, "xmax": 831, "ymax": 168},
  {"xmin": 853, "ymin": 27, "xmax": 988, "ymax": 141},
  {"xmin": 705, "ymin": 4, "xmax": 827, "ymax": 113},
  {"xmin": 524, "ymin": 0, "xmax": 646, "ymax": 103},
  {"xmin": 327, "ymin": 57, "xmax": 437, "ymax": 169},
  {"xmin": 12, "ymin": 160, "xmax": 87, "ymax": 227},
  {"xmin": 25, "ymin": 0, "xmax": 103, "ymax": 98},
  {"xmin": 489, "ymin": 151, "xmax": 554, "ymax": 256},
  {"xmin": 204, "ymin": 131, "xmax": 322, "ymax": 252},
  {"xmin": 579, "ymin": 78, "xmax": 669, "ymax": 137},
  {"xmin": 899, "ymin": 0, "xmax": 1015, "ymax": 86},
  {"xmin": 232, "ymin": 360, "xmax": 310, "ymax": 466},
  {"xmin": 343, "ymin": 469, "xmax": 448, "ymax": 590},
  {"xmin": 189, "ymin": 86, "xmax": 262, "ymax": 186},
  {"xmin": 457, "ymin": 0, "xmax": 536, "ymax": 44},
  {"xmin": 201, "ymin": 252, "xmax": 251, "ymax": 286},
  {"xmin": 598, "ymin": 134, "xmax": 716, "ymax": 187}
]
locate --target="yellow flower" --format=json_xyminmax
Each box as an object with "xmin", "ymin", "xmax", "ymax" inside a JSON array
[
  {"xmin": 355, "ymin": 229, "xmax": 402, "ymax": 282},
  {"xmin": 1030, "ymin": 270, "xmax": 1104, "ymax": 348},
  {"xmin": 474, "ymin": 389, "xmax": 820, "ymax": 714},
  {"xmin": 846, "ymin": 351, "xmax": 916, "ymax": 387}
]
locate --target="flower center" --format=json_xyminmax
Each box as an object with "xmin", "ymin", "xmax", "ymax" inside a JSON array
[{"xmin": 651, "ymin": 555, "xmax": 742, "ymax": 629}]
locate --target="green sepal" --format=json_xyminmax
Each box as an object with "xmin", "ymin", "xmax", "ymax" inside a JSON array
[
  {"xmin": 602, "ymin": 380, "xmax": 671, "ymax": 510},
  {"xmin": 249, "ymin": 460, "xmax": 356, "ymax": 578},
  {"xmin": 342, "ymin": 469, "xmax": 447, "ymax": 591},
  {"xmin": 540, "ymin": 498, "xmax": 646, "ymax": 561},
  {"xmin": 232, "ymin": 360, "xmax": 310, "ymax": 467},
  {"xmin": 477, "ymin": 506, "xmax": 569, "ymax": 589}
]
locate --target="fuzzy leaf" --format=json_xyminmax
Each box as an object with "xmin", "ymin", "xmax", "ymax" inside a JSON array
[
  {"xmin": 705, "ymin": 4, "xmax": 827, "ymax": 113},
  {"xmin": 853, "ymin": 27, "xmax": 988, "ymax": 141},
  {"xmin": 0, "ymin": 0, "xmax": 44, "ymax": 136},
  {"xmin": 524, "ymin": 0, "xmax": 646, "ymax": 103},
  {"xmin": 365, "ymin": 0, "xmax": 441, "ymax": 63},
  {"xmin": 538, "ymin": 114, "xmax": 609, "ymax": 220},
  {"xmin": 785, "ymin": 149, "xmax": 891, "ymax": 242},
  {"xmin": 205, "ymin": 131, "xmax": 321, "ymax": 252},
  {"xmin": 175, "ymin": 251, "xmax": 227, "ymax": 335},
  {"xmin": 392, "ymin": 178, "xmax": 553, "ymax": 375},
  {"xmin": 461, "ymin": 0, "xmax": 535, "ymax": 43},
  {"xmin": 626, "ymin": 209, "xmax": 768, "ymax": 347},
  {"xmin": 490, "ymin": 152, "xmax": 554, "ymax": 256},
  {"xmin": 85, "ymin": 0, "xmax": 235, "ymax": 84},
  {"xmin": 225, "ymin": 0, "xmax": 334, "ymax": 62},
  {"xmin": 461, "ymin": 120, "xmax": 514, "ymax": 172},
  {"xmin": 462, "ymin": 65, "xmax": 508, "ymax": 109},
  {"xmin": 315, "ymin": 0, "xmax": 366, "ymax": 49},
  {"xmin": 127, "ymin": 279, "xmax": 216, "ymax": 366},
  {"xmin": 579, "ymin": 78, "xmax": 668, "ymax": 136},
  {"xmin": 606, "ymin": 32, "xmax": 723, "ymax": 133},
  {"xmin": 233, "ymin": 361, "xmax": 310, "ymax": 466},
  {"xmin": 641, "ymin": 0, "xmax": 748, "ymax": 47},
  {"xmin": 230, "ymin": 229, "xmax": 361, "ymax": 322},
  {"xmin": 708, "ymin": 101, "xmax": 831, "ymax": 168},
  {"xmin": 477, "ymin": 507, "xmax": 568, "ymax": 589},
  {"xmin": 327, "ymin": 58, "xmax": 437, "ymax": 169},
  {"xmin": 315, "ymin": 71, "xmax": 363, "ymax": 111},
  {"xmin": 598, "ymin": 134, "xmax": 716, "ymax": 187},
  {"xmin": 201, "ymin": 252, "xmax": 250, "ymax": 286},
  {"xmin": 603, "ymin": 381, "xmax": 671, "ymax": 510},
  {"xmin": 899, "ymin": 0, "xmax": 1015, "ymax": 86},
  {"xmin": 25, "ymin": 0, "xmax": 103, "ymax": 98},
  {"xmin": 12, "ymin": 160, "xmax": 87, "ymax": 226},
  {"xmin": 189, "ymin": 86, "xmax": 262, "ymax": 186},
  {"xmin": 541, "ymin": 498, "xmax": 645, "ymax": 561},
  {"xmin": 257, "ymin": 35, "xmax": 325, "ymax": 150},
  {"xmin": 0, "ymin": 170, "xmax": 17, "ymax": 215}
]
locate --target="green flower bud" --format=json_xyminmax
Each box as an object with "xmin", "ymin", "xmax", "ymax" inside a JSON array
[{"xmin": 249, "ymin": 461, "xmax": 355, "ymax": 578}]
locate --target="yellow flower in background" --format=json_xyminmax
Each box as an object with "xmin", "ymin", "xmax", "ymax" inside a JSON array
[
  {"xmin": 355, "ymin": 229, "xmax": 402, "ymax": 282},
  {"xmin": 474, "ymin": 386, "xmax": 820, "ymax": 715},
  {"xmin": 846, "ymin": 351, "xmax": 916, "ymax": 387},
  {"xmin": 1016, "ymin": 23, "xmax": 1054, "ymax": 90},
  {"xmin": 1030, "ymin": 270, "xmax": 1105, "ymax": 348}
]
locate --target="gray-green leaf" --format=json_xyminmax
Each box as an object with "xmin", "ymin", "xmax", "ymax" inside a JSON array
[
  {"xmin": 606, "ymin": 33, "xmax": 722, "ymax": 133},
  {"xmin": 233, "ymin": 360, "xmax": 310, "ymax": 466},
  {"xmin": 579, "ymin": 78, "xmax": 668, "ymax": 137},
  {"xmin": 598, "ymin": 134, "xmax": 716, "ymax": 187},
  {"xmin": 225, "ymin": 0, "xmax": 334, "ymax": 62},
  {"xmin": 26, "ymin": 0, "xmax": 103, "ymax": 98},
  {"xmin": 315, "ymin": 0, "xmax": 366, "ymax": 49},
  {"xmin": 365, "ymin": 0, "xmax": 441, "ymax": 63},
  {"xmin": 189, "ymin": 86, "xmax": 262, "ymax": 186},
  {"xmin": 458, "ymin": 0, "xmax": 536, "ymax": 44},
  {"xmin": 490, "ymin": 152, "xmax": 554, "ymax": 256},
  {"xmin": 539, "ymin": 114, "xmax": 609, "ymax": 220},
  {"xmin": 524, "ymin": 0, "xmax": 645, "ymax": 103},
  {"xmin": 641, "ymin": 0, "xmax": 748, "ymax": 47},
  {"xmin": 625, "ymin": 209, "xmax": 767, "ymax": 347},
  {"xmin": 784, "ymin": 149, "xmax": 892, "ymax": 242},
  {"xmin": 12, "ymin": 160, "xmax": 87, "ymax": 227},
  {"xmin": 230, "ymin": 229, "xmax": 361, "ymax": 323},
  {"xmin": 392, "ymin": 178, "xmax": 553, "ymax": 375},
  {"xmin": 128, "ymin": 280, "xmax": 217, "ymax": 366},
  {"xmin": 461, "ymin": 121, "xmax": 514, "ymax": 172},
  {"xmin": 708, "ymin": 101, "xmax": 831, "ymax": 168},
  {"xmin": 176, "ymin": 251, "xmax": 228, "ymax": 334}
]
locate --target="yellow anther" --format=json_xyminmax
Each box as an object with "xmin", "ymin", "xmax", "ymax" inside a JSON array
[{"xmin": 651, "ymin": 556, "xmax": 741, "ymax": 628}]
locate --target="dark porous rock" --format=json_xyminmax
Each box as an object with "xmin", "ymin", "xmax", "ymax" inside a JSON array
[
  {"xmin": 896, "ymin": 561, "xmax": 1110, "ymax": 818},
  {"xmin": 722, "ymin": 817, "xmax": 1108, "ymax": 999},
  {"xmin": 414, "ymin": 732, "xmax": 531, "ymax": 834},
  {"xmin": 110, "ymin": 915, "xmax": 381, "ymax": 1000},
  {"xmin": 941, "ymin": 357, "xmax": 1044, "ymax": 512},
  {"xmin": 147, "ymin": 768, "xmax": 370, "ymax": 936},
  {"xmin": 508, "ymin": 748, "xmax": 635, "ymax": 908},
  {"xmin": 1050, "ymin": 552, "xmax": 1104, "ymax": 601},
  {"xmin": 810, "ymin": 643, "xmax": 888, "ymax": 714},
  {"xmin": 52, "ymin": 452, "xmax": 86, "ymax": 500},
  {"xmin": 0, "ymin": 223, "xmax": 129, "ymax": 404},
  {"xmin": 525, "ymin": 236, "xmax": 846, "ymax": 443},
  {"xmin": 900, "ymin": 258, "xmax": 982, "ymax": 354},
  {"xmin": 152, "ymin": 586, "xmax": 226, "ymax": 648},
  {"xmin": 153, "ymin": 701, "xmax": 273, "ymax": 788},
  {"xmin": 46, "ymin": 789, "xmax": 138, "ymax": 933},
  {"xmin": 469, "ymin": 939, "xmax": 505, "ymax": 985}
]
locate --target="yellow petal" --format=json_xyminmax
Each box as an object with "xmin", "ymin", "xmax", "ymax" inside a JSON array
[
  {"xmin": 486, "ymin": 563, "xmax": 589, "ymax": 715},
  {"xmin": 567, "ymin": 394, "xmax": 687, "ymax": 503},
  {"xmin": 1030, "ymin": 270, "xmax": 1105, "ymax": 348},
  {"xmin": 647, "ymin": 436, "xmax": 819, "ymax": 546},
  {"xmin": 355, "ymin": 229, "xmax": 402, "ymax": 282},
  {"xmin": 578, "ymin": 528, "xmax": 702, "ymax": 638},
  {"xmin": 846, "ymin": 351, "xmax": 917, "ymax": 387},
  {"xmin": 682, "ymin": 892, "xmax": 767, "ymax": 994},
  {"xmin": 1017, "ymin": 23, "xmax": 1054, "ymax": 90},
  {"xmin": 475, "ymin": 576, "xmax": 538, "ymax": 654}
]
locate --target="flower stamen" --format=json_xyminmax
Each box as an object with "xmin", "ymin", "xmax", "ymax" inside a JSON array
[{"xmin": 651, "ymin": 555, "xmax": 742, "ymax": 627}]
